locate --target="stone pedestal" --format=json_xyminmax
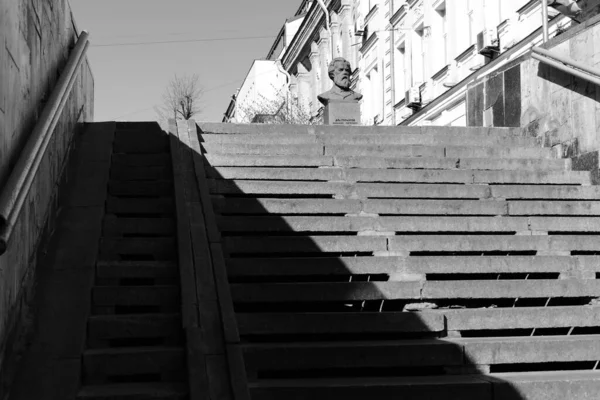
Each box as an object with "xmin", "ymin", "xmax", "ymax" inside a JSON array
[{"xmin": 323, "ymin": 101, "xmax": 361, "ymax": 125}]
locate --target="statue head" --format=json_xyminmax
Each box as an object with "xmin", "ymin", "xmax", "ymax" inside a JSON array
[{"xmin": 328, "ymin": 57, "xmax": 352, "ymax": 90}]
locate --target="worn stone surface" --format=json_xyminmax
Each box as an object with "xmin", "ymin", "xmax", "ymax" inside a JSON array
[{"xmin": 0, "ymin": 1, "xmax": 94, "ymax": 396}]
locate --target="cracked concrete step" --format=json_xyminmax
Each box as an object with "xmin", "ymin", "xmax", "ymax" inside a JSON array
[
  {"xmin": 236, "ymin": 312, "xmax": 444, "ymax": 336},
  {"xmin": 206, "ymin": 167, "xmax": 588, "ymax": 184},
  {"xmin": 77, "ymin": 382, "xmax": 187, "ymax": 400},
  {"xmin": 438, "ymin": 306, "xmax": 600, "ymax": 332},
  {"xmin": 111, "ymin": 153, "xmax": 172, "ymax": 167},
  {"xmin": 82, "ymin": 347, "xmax": 185, "ymax": 385},
  {"xmin": 488, "ymin": 370, "xmax": 600, "ymax": 400},
  {"xmin": 87, "ymin": 314, "xmax": 182, "ymax": 348},
  {"xmin": 223, "ymin": 235, "xmax": 600, "ymax": 254},
  {"xmin": 110, "ymin": 165, "xmax": 173, "ymax": 181},
  {"xmin": 99, "ymin": 238, "xmax": 177, "ymax": 261},
  {"xmin": 96, "ymin": 261, "xmax": 179, "ymax": 281},
  {"xmin": 334, "ymin": 156, "xmax": 570, "ymax": 171},
  {"xmin": 208, "ymin": 180, "xmax": 351, "ymax": 196},
  {"xmin": 249, "ymin": 376, "xmax": 493, "ymax": 400},
  {"xmin": 204, "ymin": 154, "xmax": 334, "ymax": 167},
  {"xmin": 455, "ymin": 335, "xmax": 600, "ymax": 365},
  {"xmin": 108, "ymin": 181, "xmax": 173, "ymax": 197},
  {"xmin": 324, "ymin": 145, "xmax": 554, "ymax": 159},
  {"xmin": 202, "ymin": 143, "xmax": 323, "ymax": 156},
  {"xmin": 216, "ymin": 216, "xmax": 531, "ymax": 233},
  {"xmin": 230, "ymin": 280, "xmax": 600, "ymax": 303},
  {"xmin": 106, "ymin": 197, "xmax": 174, "ymax": 215},
  {"xmin": 102, "ymin": 217, "xmax": 176, "ymax": 237},
  {"xmin": 92, "ymin": 286, "xmax": 180, "ymax": 313},
  {"xmin": 225, "ymin": 256, "xmax": 600, "ymax": 278}
]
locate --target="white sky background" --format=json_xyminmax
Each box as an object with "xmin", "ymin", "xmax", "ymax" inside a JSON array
[{"xmin": 69, "ymin": 0, "xmax": 298, "ymax": 122}]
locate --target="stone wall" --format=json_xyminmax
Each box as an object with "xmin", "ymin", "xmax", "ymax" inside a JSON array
[
  {"xmin": 0, "ymin": 0, "xmax": 94, "ymax": 397},
  {"xmin": 467, "ymin": 13, "xmax": 600, "ymax": 160}
]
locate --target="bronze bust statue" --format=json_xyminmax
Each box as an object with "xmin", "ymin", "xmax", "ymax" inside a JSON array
[{"xmin": 317, "ymin": 57, "xmax": 363, "ymax": 106}]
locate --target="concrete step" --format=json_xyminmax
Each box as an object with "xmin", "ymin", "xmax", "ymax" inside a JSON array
[
  {"xmin": 345, "ymin": 169, "xmax": 588, "ymax": 185},
  {"xmin": 108, "ymin": 181, "xmax": 173, "ymax": 197},
  {"xmin": 102, "ymin": 217, "xmax": 176, "ymax": 237},
  {"xmin": 223, "ymin": 235, "xmax": 600, "ymax": 255},
  {"xmin": 230, "ymin": 280, "xmax": 600, "ymax": 303},
  {"xmin": 439, "ymin": 306, "xmax": 600, "ymax": 332},
  {"xmin": 225, "ymin": 256, "xmax": 600, "ymax": 278},
  {"xmin": 248, "ymin": 372, "xmax": 600, "ymax": 400},
  {"xmin": 92, "ymin": 286, "xmax": 180, "ymax": 313},
  {"xmin": 111, "ymin": 153, "xmax": 172, "ymax": 167},
  {"xmin": 213, "ymin": 198, "xmax": 362, "ymax": 215},
  {"xmin": 456, "ymin": 335, "xmax": 600, "ymax": 365},
  {"xmin": 509, "ymin": 201, "xmax": 600, "ymax": 215},
  {"xmin": 325, "ymin": 145, "xmax": 554, "ymax": 159},
  {"xmin": 208, "ymin": 180, "xmax": 351, "ymax": 196},
  {"xmin": 206, "ymin": 167, "xmax": 343, "ymax": 181},
  {"xmin": 106, "ymin": 197, "xmax": 174, "ymax": 215},
  {"xmin": 488, "ymin": 370, "xmax": 600, "ymax": 400},
  {"xmin": 201, "ymin": 143, "xmax": 323, "ymax": 156},
  {"xmin": 236, "ymin": 312, "xmax": 444, "ymax": 336},
  {"xmin": 206, "ymin": 167, "xmax": 588, "ymax": 185},
  {"xmin": 77, "ymin": 382, "xmax": 187, "ymax": 400},
  {"xmin": 363, "ymin": 199, "xmax": 508, "ymax": 215},
  {"xmin": 334, "ymin": 156, "xmax": 569, "ymax": 171},
  {"xmin": 205, "ymin": 154, "xmax": 334, "ymax": 167},
  {"xmin": 216, "ymin": 216, "xmax": 530, "ymax": 233},
  {"xmin": 87, "ymin": 314, "xmax": 182, "ymax": 348},
  {"xmin": 201, "ymin": 132, "xmax": 538, "ymax": 147},
  {"xmin": 110, "ymin": 165, "xmax": 172, "ymax": 181},
  {"xmin": 96, "ymin": 261, "xmax": 179, "ymax": 281},
  {"xmin": 82, "ymin": 347, "xmax": 185, "ymax": 385},
  {"xmin": 99, "ymin": 238, "xmax": 176, "ymax": 261},
  {"xmin": 241, "ymin": 340, "xmax": 463, "ymax": 376},
  {"xmin": 354, "ymin": 183, "xmax": 600, "ymax": 200},
  {"xmin": 197, "ymin": 121, "xmax": 521, "ymax": 137}
]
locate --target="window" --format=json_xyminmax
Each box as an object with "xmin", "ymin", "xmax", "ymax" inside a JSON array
[
  {"xmin": 435, "ymin": 1, "xmax": 447, "ymax": 68},
  {"xmin": 413, "ymin": 24, "xmax": 426, "ymax": 85},
  {"xmin": 394, "ymin": 42, "xmax": 406, "ymax": 101}
]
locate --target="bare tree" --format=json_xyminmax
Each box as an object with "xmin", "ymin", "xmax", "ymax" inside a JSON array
[
  {"xmin": 155, "ymin": 74, "xmax": 203, "ymax": 121},
  {"xmin": 236, "ymin": 86, "xmax": 317, "ymax": 125}
]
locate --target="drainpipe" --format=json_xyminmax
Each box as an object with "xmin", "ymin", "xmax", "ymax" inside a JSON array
[
  {"xmin": 541, "ymin": 0, "xmax": 549, "ymax": 43},
  {"xmin": 276, "ymin": 60, "xmax": 292, "ymax": 119},
  {"xmin": 316, "ymin": 0, "xmax": 333, "ymax": 54}
]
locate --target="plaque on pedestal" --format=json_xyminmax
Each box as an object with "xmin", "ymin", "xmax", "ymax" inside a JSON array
[{"xmin": 324, "ymin": 101, "xmax": 361, "ymax": 125}]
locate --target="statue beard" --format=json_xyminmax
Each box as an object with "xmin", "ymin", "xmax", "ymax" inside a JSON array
[{"xmin": 334, "ymin": 74, "xmax": 350, "ymax": 90}]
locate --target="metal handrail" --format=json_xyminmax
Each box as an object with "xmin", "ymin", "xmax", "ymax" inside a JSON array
[
  {"xmin": 0, "ymin": 31, "xmax": 90, "ymax": 255},
  {"xmin": 531, "ymin": 46, "xmax": 600, "ymax": 86},
  {"xmin": 542, "ymin": 0, "xmax": 550, "ymax": 42}
]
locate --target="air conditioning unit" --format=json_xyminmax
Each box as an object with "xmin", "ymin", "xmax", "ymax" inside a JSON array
[
  {"xmin": 355, "ymin": 19, "xmax": 366, "ymax": 37},
  {"xmin": 405, "ymin": 86, "xmax": 421, "ymax": 109},
  {"xmin": 477, "ymin": 29, "xmax": 499, "ymax": 57}
]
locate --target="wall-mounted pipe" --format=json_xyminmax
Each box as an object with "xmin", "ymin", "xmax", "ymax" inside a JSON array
[
  {"xmin": 316, "ymin": 0, "xmax": 333, "ymax": 55},
  {"xmin": 541, "ymin": 0, "xmax": 549, "ymax": 42}
]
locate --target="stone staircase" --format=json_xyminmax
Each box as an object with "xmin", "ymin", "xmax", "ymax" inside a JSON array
[
  {"xmin": 195, "ymin": 123, "xmax": 600, "ymax": 399},
  {"xmin": 77, "ymin": 123, "xmax": 187, "ymax": 399}
]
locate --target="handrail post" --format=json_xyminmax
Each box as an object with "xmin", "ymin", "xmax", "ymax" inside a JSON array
[{"xmin": 541, "ymin": 0, "xmax": 549, "ymax": 43}]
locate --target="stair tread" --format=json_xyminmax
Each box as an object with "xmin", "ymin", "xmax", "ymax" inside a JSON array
[
  {"xmin": 78, "ymin": 382, "xmax": 187, "ymax": 397},
  {"xmin": 84, "ymin": 346, "xmax": 184, "ymax": 356}
]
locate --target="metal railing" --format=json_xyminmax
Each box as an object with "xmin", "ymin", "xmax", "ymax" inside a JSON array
[
  {"xmin": 542, "ymin": 0, "xmax": 550, "ymax": 42},
  {"xmin": 531, "ymin": 45, "xmax": 600, "ymax": 86},
  {"xmin": 0, "ymin": 31, "xmax": 90, "ymax": 255}
]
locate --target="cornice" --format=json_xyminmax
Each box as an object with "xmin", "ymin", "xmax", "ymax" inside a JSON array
[
  {"xmin": 359, "ymin": 32, "xmax": 378, "ymax": 54},
  {"xmin": 390, "ymin": 4, "xmax": 407, "ymax": 26},
  {"xmin": 282, "ymin": 0, "xmax": 342, "ymax": 72}
]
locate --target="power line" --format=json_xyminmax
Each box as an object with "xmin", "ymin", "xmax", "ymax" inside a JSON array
[{"xmin": 92, "ymin": 35, "xmax": 275, "ymax": 48}]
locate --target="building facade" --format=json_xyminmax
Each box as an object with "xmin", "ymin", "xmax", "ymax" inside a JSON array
[{"xmin": 225, "ymin": 0, "xmax": 594, "ymax": 126}]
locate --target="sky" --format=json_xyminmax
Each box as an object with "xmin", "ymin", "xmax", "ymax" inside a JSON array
[{"xmin": 69, "ymin": 0, "xmax": 299, "ymax": 122}]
